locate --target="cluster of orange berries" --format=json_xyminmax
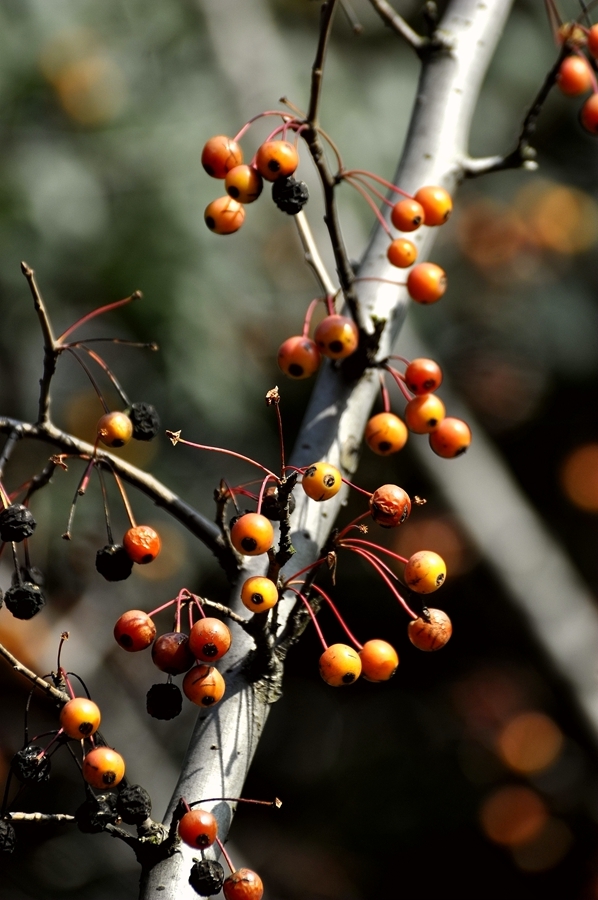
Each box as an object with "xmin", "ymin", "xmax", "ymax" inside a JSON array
[
  {"xmin": 555, "ymin": 26, "xmax": 598, "ymax": 133},
  {"xmin": 59, "ymin": 696, "xmax": 126, "ymax": 790}
]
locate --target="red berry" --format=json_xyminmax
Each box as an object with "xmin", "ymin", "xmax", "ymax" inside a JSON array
[
  {"xmin": 230, "ymin": 513, "xmax": 274, "ymax": 556},
  {"xmin": 201, "ymin": 135, "xmax": 243, "ymax": 179},
  {"xmin": 178, "ymin": 808, "xmax": 218, "ymax": 848},
  {"xmin": 83, "ymin": 747, "xmax": 125, "ymax": 789},
  {"xmin": 183, "ymin": 664, "xmax": 225, "ymax": 707},
  {"xmin": 123, "ymin": 525, "xmax": 161, "ymax": 564},
  {"xmin": 580, "ymin": 93, "xmax": 598, "ymax": 134},
  {"xmin": 588, "ymin": 24, "xmax": 598, "ymax": 58},
  {"xmin": 60, "ymin": 698, "xmax": 101, "ymax": 739},
  {"xmin": 204, "ymin": 196, "xmax": 245, "ymax": 234},
  {"xmin": 404, "ymin": 358, "xmax": 443, "ymax": 395},
  {"xmin": 313, "ymin": 314, "xmax": 359, "ymax": 359},
  {"xmin": 364, "ymin": 412, "xmax": 408, "ymax": 455},
  {"xmin": 223, "ymin": 868, "xmax": 264, "ymax": 900},
  {"xmin": 404, "ymin": 394, "xmax": 446, "ymax": 434},
  {"xmin": 391, "ymin": 198, "xmax": 425, "ymax": 232},
  {"xmin": 557, "ymin": 55, "xmax": 592, "ymax": 96},
  {"xmin": 114, "ymin": 610, "xmax": 156, "ymax": 651},
  {"xmin": 414, "ymin": 186, "xmax": 452, "ymax": 226},
  {"xmin": 255, "ymin": 140, "xmax": 299, "ymax": 181},
  {"xmin": 407, "ymin": 263, "xmax": 447, "ymax": 303},
  {"xmin": 369, "ymin": 484, "xmax": 411, "ymax": 527},
  {"xmin": 359, "ymin": 639, "xmax": 399, "ymax": 682},
  {"xmin": 151, "ymin": 633, "xmax": 195, "ymax": 675},
  {"xmin": 96, "ymin": 411, "xmax": 133, "ymax": 448},
  {"xmin": 319, "ymin": 644, "xmax": 362, "ymax": 686},
  {"xmin": 277, "ymin": 335, "xmax": 321, "ymax": 379},
  {"xmin": 188, "ymin": 618, "xmax": 232, "ymax": 662},
  {"xmin": 408, "ymin": 608, "xmax": 452, "ymax": 651},
  {"xmin": 429, "ymin": 417, "xmax": 471, "ymax": 458},
  {"xmin": 225, "ymin": 165, "xmax": 263, "ymax": 203},
  {"xmin": 387, "ymin": 238, "xmax": 417, "ymax": 268}
]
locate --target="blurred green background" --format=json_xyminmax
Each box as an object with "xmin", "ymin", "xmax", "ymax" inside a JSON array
[{"xmin": 2, "ymin": 0, "xmax": 598, "ymax": 897}]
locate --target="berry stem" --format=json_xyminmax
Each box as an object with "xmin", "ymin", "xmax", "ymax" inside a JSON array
[
  {"xmin": 344, "ymin": 176, "xmax": 393, "ymax": 237},
  {"xmin": 166, "ymin": 433, "xmax": 279, "ymax": 480},
  {"xmin": 347, "ymin": 546, "xmax": 418, "ymax": 619},
  {"xmin": 57, "ymin": 291, "xmax": 142, "ymax": 344},
  {"xmin": 302, "ymin": 298, "xmax": 323, "ymax": 338},
  {"xmin": 286, "ymin": 586, "xmax": 328, "ymax": 650},
  {"xmin": 192, "ymin": 596, "xmax": 208, "ymax": 620},
  {"xmin": 188, "ymin": 796, "xmax": 281, "ymax": 808},
  {"xmin": 256, "ymin": 474, "xmax": 276, "ymax": 515},
  {"xmin": 309, "ymin": 582, "xmax": 363, "ymax": 649},
  {"xmin": 108, "ymin": 467, "xmax": 137, "ymax": 528},
  {"xmin": 354, "ymin": 277, "xmax": 406, "ymax": 287},
  {"xmin": 215, "ymin": 835, "xmax": 236, "ymax": 874},
  {"xmin": 341, "ymin": 537, "xmax": 409, "ymax": 565},
  {"xmin": 95, "ymin": 465, "xmax": 114, "ymax": 545},
  {"xmin": 342, "ymin": 168, "xmax": 413, "ymax": 198},
  {"xmin": 347, "ymin": 172, "xmax": 396, "ymax": 209},
  {"xmin": 79, "ymin": 346, "xmax": 132, "ymax": 407},
  {"xmin": 147, "ymin": 598, "xmax": 177, "ymax": 618},
  {"xmin": 0, "ymin": 479, "xmax": 10, "ymax": 508},
  {"xmin": 342, "ymin": 542, "xmax": 400, "ymax": 582},
  {"xmin": 233, "ymin": 111, "xmax": 296, "ymax": 143},
  {"xmin": 335, "ymin": 511, "xmax": 372, "ymax": 540},
  {"xmin": 385, "ymin": 365, "xmax": 413, "ymax": 402},
  {"xmin": 379, "ymin": 371, "xmax": 391, "ymax": 413},
  {"xmin": 63, "ymin": 348, "xmax": 110, "ymax": 414},
  {"xmin": 282, "ymin": 556, "xmax": 327, "ymax": 586},
  {"xmin": 340, "ymin": 477, "xmax": 373, "ymax": 498}
]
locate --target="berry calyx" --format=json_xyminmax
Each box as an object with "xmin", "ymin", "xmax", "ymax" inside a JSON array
[
  {"xmin": 152, "ymin": 632, "xmax": 195, "ymax": 674},
  {"xmin": 387, "ymin": 238, "xmax": 417, "ymax": 268},
  {"xmin": 369, "ymin": 484, "xmax": 411, "ymax": 528},
  {"xmin": 404, "ymin": 394, "xmax": 446, "ymax": 434},
  {"xmin": 123, "ymin": 525, "xmax": 161, "ymax": 564},
  {"xmin": 556, "ymin": 55, "xmax": 593, "ymax": 96},
  {"xmin": 240, "ymin": 575, "xmax": 279, "ymax": 612},
  {"xmin": 60, "ymin": 697, "xmax": 101, "ymax": 739},
  {"xmin": 96, "ymin": 411, "xmax": 133, "ymax": 448},
  {"xmin": 302, "ymin": 462, "xmax": 342, "ymax": 502},
  {"xmin": 178, "ymin": 808, "xmax": 218, "ymax": 849},
  {"xmin": 225, "ymin": 165, "xmax": 263, "ymax": 203},
  {"xmin": 128, "ymin": 402, "xmax": 160, "ymax": 441},
  {"xmin": 313, "ymin": 314, "xmax": 359, "ymax": 359},
  {"xmin": 255, "ymin": 140, "xmax": 299, "ymax": 181},
  {"xmin": 429, "ymin": 417, "xmax": 471, "ymax": 458},
  {"xmin": 277, "ymin": 335, "xmax": 321, "ymax": 379},
  {"xmin": 413, "ymin": 186, "xmax": 452, "ymax": 226},
  {"xmin": 408, "ymin": 608, "xmax": 452, "ymax": 651},
  {"xmin": 230, "ymin": 513, "xmax": 274, "ymax": 556},
  {"xmin": 204, "ymin": 197, "xmax": 245, "ymax": 234},
  {"xmin": 404, "ymin": 550, "xmax": 446, "ymax": 593},
  {"xmin": 404, "ymin": 357, "xmax": 443, "ymax": 394},
  {"xmin": 365, "ymin": 412, "xmax": 408, "ymax": 456},
  {"xmin": 0, "ymin": 503, "xmax": 36, "ymax": 543},
  {"xmin": 359, "ymin": 639, "xmax": 399, "ymax": 682},
  {"xmin": 96, "ymin": 544, "xmax": 134, "ymax": 582},
  {"xmin": 319, "ymin": 643, "xmax": 362, "ymax": 686},
  {"xmin": 201, "ymin": 135, "xmax": 243, "ymax": 179},
  {"xmin": 146, "ymin": 682, "xmax": 183, "ymax": 720},
  {"xmin": 407, "ymin": 262, "xmax": 447, "ymax": 303},
  {"xmin": 188, "ymin": 618, "xmax": 232, "ymax": 662},
  {"xmin": 189, "ymin": 859, "xmax": 225, "ymax": 896},
  {"xmin": 580, "ymin": 93, "xmax": 598, "ymax": 134},
  {"xmin": 391, "ymin": 198, "xmax": 425, "ymax": 232},
  {"xmin": 83, "ymin": 747, "xmax": 125, "ymax": 789},
  {"xmin": 272, "ymin": 175, "xmax": 309, "ymax": 214},
  {"xmin": 114, "ymin": 609, "xmax": 157, "ymax": 651},
  {"xmin": 223, "ymin": 868, "xmax": 264, "ymax": 900},
  {"xmin": 183, "ymin": 664, "xmax": 226, "ymax": 707}
]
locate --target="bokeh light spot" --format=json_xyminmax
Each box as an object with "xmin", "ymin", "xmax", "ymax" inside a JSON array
[
  {"xmin": 480, "ymin": 785, "xmax": 548, "ymax": 846},
  {"xmin": 497, "ymin": 711, "xmax": 563, "ymax": 775},
  {"xmin": 561, "ymin": 444, "xmax": 598, "ymax": 512}
]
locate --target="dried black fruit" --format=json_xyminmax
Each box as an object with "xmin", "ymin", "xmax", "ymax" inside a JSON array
[
  {"xmin": 272, "ymin": 176, "xmax": 309, "ymax": 215},
  {"xmin": 96, "ymin": 544, "xmax": 134, "ymax": 582},
  {"xmin": 146, "ymin": 683, "xmax": 182, "ymax": 720},
  {"xmin": 129, "ymin": 402, "xmax": 160, "ymax": 441},
  {"xmin": 11, "ymin": 745, "xmax": 51, "ymax": 783},
  {"xmin": 0, "ymin": 820, "xmax": 16, "ymax": 853},
  {"xmin": 189, "ymin": 859, "xmax": 225, "ymax": 896},
  {"xmin": 261, "ymin": 485, "xmax": 296, "ymax": 521},
  {"xmin": 4, "ymin": 582, "xmax": 45, "ymax": 619},
  {"xmin": 75, "ymin": 792, "xmax": 119, "ymax": 833},
  {"xmin": 117, "ymin": 784, "xmax": 152, "ymax": 824},
  {"xmin": 0, "ymin": 504, "xmax": 36, "ymax": 543}
]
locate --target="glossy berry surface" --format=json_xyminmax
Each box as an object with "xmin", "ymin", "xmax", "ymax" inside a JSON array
[
  {"xmin": 223, "ymin": 868, "xmax": 264, "ymax": 900},
  {"xmin": 178, "ymin": 808, "xmax": 218, "ymax": 849},
  {"xmin": 391, "ymin": 198, "xmax": 425, "ymax": 232},
  {"xmin": 152, "ymin": 632, "xmax": 195, "ymax": 674},
  {"xmin": 429, "ymin": 417, "xmax": 472, "ymax": 458},
  {"xmin": 313, "ymin": 314, "xmax": 359, "ymax": 359},
  {"xmin": 60, "ymin": 697, "xmax": 101, "ymax": 739},
  {"xmin": 556, "ymin": 55, "xmax": 592, "ymax": 96},
  {"xmin": 230, "ymin": 513, "xmax": 274, "ymax": 556},
  {"xmin": 189, "ymin": 617, "xmax": 232, "ymax": 661},
  {"xmin": 404, "ymin": 550, "xmax": 446, "ymax": 593},
  {"xmin": 277, "ymin": 335, "xmax": 321, "ymax": 379},
  {"xmin": 96, "ymin": 411, "xmax": 133, "ymax": 448},
  {"xmin": 0, "ymin": 503, "xmax": 36, "ymax": 543},
  {"xmin": 369, "ymin": 484, "xmax": 411, "ymax": 528},
  {"xmin": 404, "ymin": 357, "xmax": 443, "ymax": 395},
  {"xmin": 414, "ymin": 186, "xmax": 452, "ymax": 226},
  {"xmin": 255, "ymin": 140, "xmax": 299, "ymax": 181},
  {"xmin": 225, "ymin": 165, "xmax": 263, "ymax": 203},
  {"xmin": 319, "ymin": 643, "xmax": 362, "ymax": 686},
  {"xmin": 241, "ymin": 575, "xmax": 279, "ymax": 612},
  {"xmin": 83, "ymin": 747, "xmax": 125, "ymax": 789},
  {"xmin": 387, "ymin": 237, "xmax": 417, "ymax": 268},
  {"xmin": 96, "ymin": 544, "xmax": 134, "ymax": 582},
  {"xmin": 580, "ymin": 93, "xmax": 598, "ymax": 134},
  {"xmin": 407, "ymin": 262, "xmax": 447, "ymax": 303},
  {"xmin": 359, "ymin": 639, "xmax": 399, "ymax": 682},
  {"xmin": 405, "ymin": 393, "xmax": 446, "ymax": 434},
  {"xmin": 365, "ymin": 412, "xmax": 408, "ymax": 456},
  {"xmin": 146, "ymin": 682, "xmax": 183, "ymax": 720},
  {"xmin": 183, "ymin": 664, "xmax": 226, "ymax": 707},
  {"xmin": 114, "ymin": 609, "xmax": 156, "ymax": 651},
  {"xmin": 408, "ymin": 608, "xmax": 452, "ymax": 651},
  {"xmin": 204, "ymin": 196, "xmax": 245, "ymax": 234},
  {"xmin": 302, "ymin": 462, "xmax": 342, "ymax": 501},
  {"xmin": 201, "ymin": 135, "xmax": 243, "ymax": 179},
  {"xmin": 123, "ymin": 525, "xmax": 161, "ymax": 564}
]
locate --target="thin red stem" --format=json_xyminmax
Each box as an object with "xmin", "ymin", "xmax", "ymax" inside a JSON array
[
  {"xmin": 302, "ymin": 298, "xmax": 323, "ymax": 338},
  {"xmin": 148, "ymin": 598, "xmax": 177, "ymax": 618},
  {"xmin": 354, "ymin": 277, "xmax": 406, "ymax": 287},
  {"xmin": 335, "ymin": 511, "xmax": 372, "ymax": 540},
  {"xmin": 349, "ymin": 173, "xmax": 395, "ymax": 209},
  {"xmin": 233, "ymin": 111, "xmax": 295, "ymax": 142},
  {"xmin": 345, "ymin": 177, "xmax": 392, "ymax": 237},
  {"xmin": 385, "ymin": 365, "xmax": 413, "ymax": 402},
  {"xmin": 256, "ymin": 474, "xmax": 276, "ymax": 515},
  {"xmin": 286, "ymin": 586, "xmax": 328, "ymax": 650},
  {"xmin": 341, "ymin": 537, "xmax": 409, "ymax": 565},
  {"xmin": 325, "ymin": 293, "xmax": 336, "ymax": 316},
  {"xmin": 167, "ymin": 435, "xmax": 278, "ymax": 480},
  {"xmin": 379, "ymin": 371, "xmax": 391, "ymax": 413},
  {"xmin": 110, "ymin": 469, "xmax": 137, "ymax": 527},
  {"xmin": 343, "ymin": 543, "xmax": 400, "ymax": 582},
  {"xmin": 216, "ymin": 836, "xmax": 236, "ymax": 874},
  {"xmin": 340, "ymin": 477, "xmax": 372, "ymax": 498},
  {"xmin": 347, "ymin": 547, "xmax": 417, "ymax": 619},
  {"xmin": 309, "ymin": 582, "xmax": 362, "ymax": 650},
  {"xmin": 57, "ymin": 292, "xmax": 141, "ymax": 343},
  {"xmin": 193, "ymin": 597, "xmax": 207, "ymax": 620},
  {"xmin": 342, "ymin": 168, "xmax": 413, "ymax": 199},
  {"xmin": 282, "ymin": 556, "xmax": 327, "ymax": 586},
  {"xmin": 80, "ymin": 346, "xmax": 131, "ymax": 407},
  {"xmin": 63, "ymin": 349, "xmax": 110, "ymax": 413}
]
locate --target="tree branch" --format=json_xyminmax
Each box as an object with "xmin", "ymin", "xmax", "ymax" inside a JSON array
[
  {"xmin": 0, "ymin": 640, "xmax": 68, "ymax": 703},
  {"xmin": 307, "ymin": 0, "xmax": 340, "ymax": 125},
  {"xmin": 21, "ymin": 262, "xmax": 58, "ymax": 427},
  {"xmin": 368, "ymin": 0, "xmax": 428, "ymax": 52},
  {"xmin": 293, "ymin": 210, "xmax": 337, "ymax": 295}
]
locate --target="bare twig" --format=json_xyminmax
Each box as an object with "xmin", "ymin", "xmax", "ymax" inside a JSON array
[
  {"xmin": 0, "ymin": 430, "xmax": 20, "ymax": 480},
  {"xmin": 8, "ymin": 812, "xmax": 75, "ymax": 823},
  {"xmin": 0, "ymin": 641, "xmax": 68, "ymax": 704},
  {"xmin": 368, "ymin": 0, "xmax": 427, "ymax": 51},
  {"xmin": 293, "ymin": 211, "xmax": 337, "ymax": 295},
  {"xmin": 307, "ymin": 0, "xmax": 340, "ymax": 125},
  {"xmin": 21, "ymin": 262, "xmax": 58, "ymax": 426}
]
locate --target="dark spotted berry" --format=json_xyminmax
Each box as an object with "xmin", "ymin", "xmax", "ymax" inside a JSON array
[
  {"xmin": 272, "ymin": 176, "xmax": 309, "ymax": 215},
  {"xmin": 96, "ymin": 544, "xmax": 134, "ymax": 582},
  {"xmin": 0, "ymin": 820, "xmax": 16, "ymax": 853},
  {"xmin": 189, "ymin": 858, "xmax": 226, "ymax": 896},
  {"xmin": 117, "ymin": 784, "xmax": 152, "ymax": 824},
  {"xmin": 128, "ymin": 402, "xmax": 161, "ymax": 441},
  {"xmin": 75, "ymin": 791, "xmax": 120, "ymax": 833},
  {"xmin": 0, "ymin": 504, "xmax": 36, "ymax": 543},
  {"xmin": 11, "ymin": 745, "xmax": 51, "ymax": 783},
  {"xmin": 4, "ymin": 582, "xmax": 45, "ymax": 619},
  {"xmin": 146, "ymin": 682, "xmax": 183, "ymax": 720}
]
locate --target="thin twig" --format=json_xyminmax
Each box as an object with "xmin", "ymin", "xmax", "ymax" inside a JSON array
[
  {"xmin": 0, "ymin": 641, "xmax": 68, "ymax": 703},
  {"xmin": 0, "ymin": 430, "xmax": 20, "ymax": 480},
  {"xmin": 21, "ymin": 263, "xmax": 57, "ymax": 426},
  {"xmin": 367, "ymin": 0, "xmax": 427, "ymax": 51},
  {"xmin": 7, "ymin": 812, "xmax": 75, "ymax": 823},
  {"xmin": 293, "ymin": 211, "xmax": 337, "ymax": 296},
  {"xmin": 308, "ymin": 0, "xmax": 340, "ymax": 125}
]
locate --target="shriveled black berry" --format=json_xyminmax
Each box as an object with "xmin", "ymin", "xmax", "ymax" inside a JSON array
[
  {"xmin": 272, "ymin": 176, "xmax": 309, "ymax": 215},
  {"xmin": 0, "ymin": 504, "xmax": 36, "ymax": 543},
  {"xmin": 261, "ymin": 486, "xmax": 296, "ymax": 521},
  {"xmin": 128, "ymin": 402, "xmax": 161, "ymax": 442},
  {"xmin": 117, "ymin": 784, "xmax": 152, "ymax": 824},
  {"xmin": 189, "ymin": 859, "xmax": 225, "ymax": 896},
  {"xmin": 96, "ymin": 544, "xmax": 134, "ymax": 582},
  {"xmin": 11, "ymin": 745, "xmax": 51, "ymax": 783},
  {"xmin": 146, "ymin": 682, "xmax": 182, "ymax": 720},
  {"xmin": 0, "ymin": 820, "xmax": 16, "ymax": 853},
  {"xmin": 75, "ymin": 792, "xmax": 119, "ymax": 833},
  {"xmin": 4, "ymin": 582, "xmax": 45, "ymax": 620}
]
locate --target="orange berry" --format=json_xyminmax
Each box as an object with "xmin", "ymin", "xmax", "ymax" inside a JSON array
[
  {"xmin": 225, "ymin": 165, "xmax": 263, "ymax": 203},
  {"xmin": 302, "ymin": 462, "xmax": 342, "ymax": 501},
  {"xmin": 240, "ymin": 576, "xmax": 279, "ymax": 612},
  {"xmin": 407, "ymin": 262, "xmax": 447, "ymax": 303},
  {"xmin": 114, "ymin": 609, "xmax": 156, "ymax": 651},
  {"xmin": 204, "ymin": 196, "xmax": 245, "ymax": 234},
  {"xmin": 429, "ymin": 417, "xmax": 471, "ymax": 458},
  {"xmin": 319, "ymin": 643, "xmax": 362, "ymax": 686},
  {"xmin": 404, "ymin": 358, "xmax": 443, "ymax": 395},
  {"xmin": 255, "ymin": 140, "xmax": 299, "ymax": 181},
  {"xmin": 359, "ymin": 639, "xmax": 399, "ymax": 682},
  {"xmin": 201, "ymin": 135, "xmax": 243, "ymax": 179},
  {"xmin": 404, "ymin": 550, "xmax": 446, "ymax": 593},
  {"xmin": 313, "ymin": 314, "xmax": 359, "ymax": 359},
  {"xmin": 408, "ymin": 608, "xmax": 452, "ymax": 651},
  {"xmin": 365, "ymin": 412, "xmax": 408, "ymax": 455},
  {"xmin": 60, "ymin": 697, "xmax": 101, "ymax": 739},
  {"xmin": 404, "ymin": 393, "xmax": 445, "ymax": 434},
  {"xmin": 277, "ymin": 335, "xmax": 321, "ymax": 379},
  {"xmin": 413, "ymin": 186, "xmax": 452, "ymax": 226},
  {"xmin": 152, "ymin": 632, "xmax": 195, "ymax": 674},
  {"xmin": 123, "ymin": 525, "xmax": 161, "ymax": 564},
  {"xmin": 369, "ymin": 484, "xmax": 411, "ymax": 528},
  {"xmin": 391, "ymin": 198, "xmax": 425, "ymax": 232},
  {"xmin": 557, "ymin": 55, "xmax": 593, "ymax": 96},
  {"xmin": 387, "ymin": 238, "xmax": 417, "ymax": 268},
  {"xmin": 588, "ymin": 24, "xmax": 598, "ymax": 58},
  {"xmin": 96, "ymin": 411, "xmax": 133, "ymax": 448},
  {"xmin": 83, "ymin": 746, "xmax": 125, "ymax": 789},
  {"xmin": 230, "ymin": 513, "xmax": 274, "ymax": 556},
  {"xmin": 183, "ymin": 664, "xmax": 225, "ymax": 707},
  {"xmin": 580, "ymin": 93, "xmax": 598, "ymax": 133},
  {"xmin": 178, "ymin": 809, "xmax": 218, "ymax": 849},
  {"xmin": 188, "ymin": 618, "xmax": 232, "ymax": 662},
  {"xmin": 223, "ymin": 868, "xmax": 264, "ymax": 900}
]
